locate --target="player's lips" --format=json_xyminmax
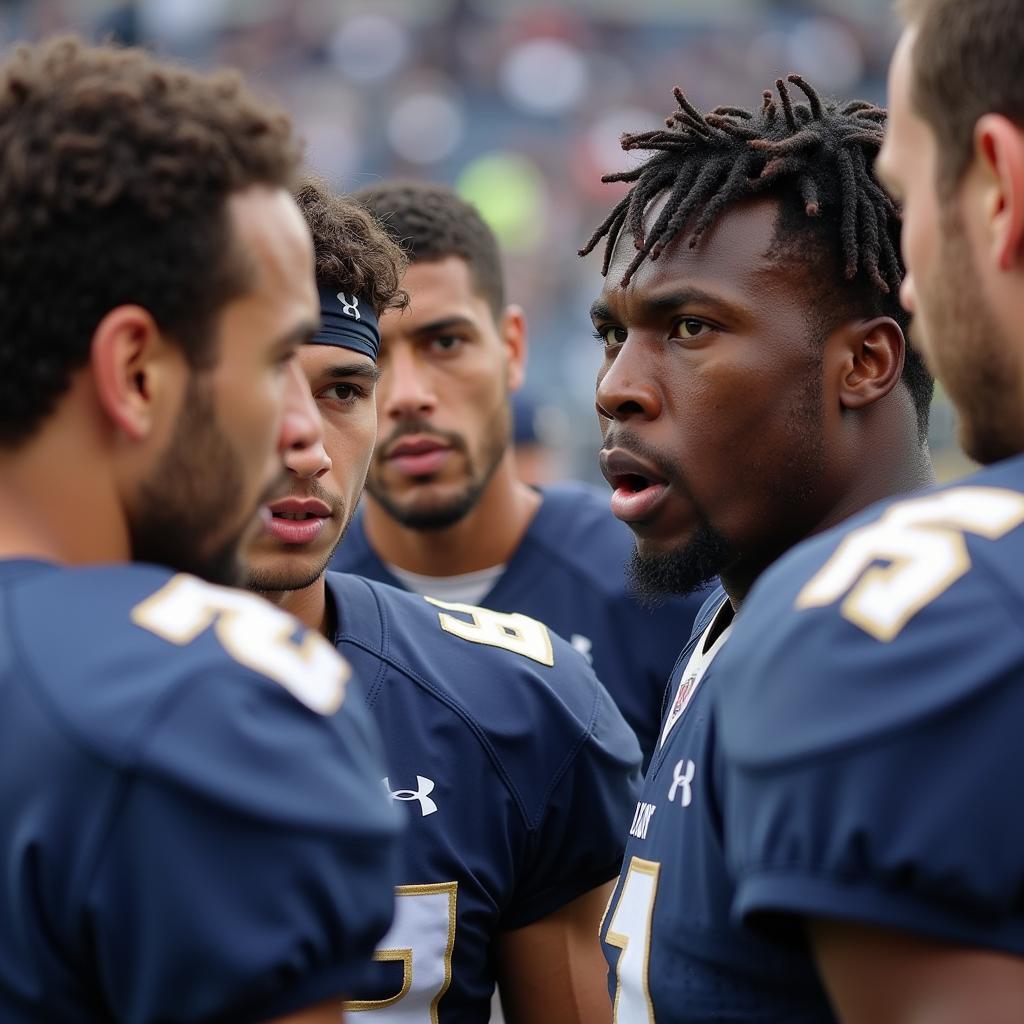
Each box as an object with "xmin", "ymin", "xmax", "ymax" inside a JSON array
[
  {"xmin": 600, "ymin": 448, "xmax": 670, "ymax": 524},
  {"xmin": 385, "ymin": 434, "xmax": 452, "ymax": 477},
  {"xmin": 265, "ymin": 497, "xmax": 331, "ymax": 545}
]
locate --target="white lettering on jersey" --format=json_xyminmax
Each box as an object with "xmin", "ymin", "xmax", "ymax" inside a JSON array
[{"xmin": 629, "ymin": 801, "xmax": 657, "ymax": 840}]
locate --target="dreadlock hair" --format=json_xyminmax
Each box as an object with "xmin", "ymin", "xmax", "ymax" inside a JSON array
[
  {"xmin": 294, "ymin": 177, "xmax": 409, "ymax": 318},
  {"xmin": 580, "ymin": 74, "xmax": 933, "ymax": 440}
]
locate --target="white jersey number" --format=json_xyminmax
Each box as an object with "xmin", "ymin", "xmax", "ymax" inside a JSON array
[
  {"xmin": 796, "ymin": 487, "xmax": 1024, "ymax": 641},
  {"xmin": 348, "ymin": 883, "xmax": 458, "ymax": 1021},
  {"xmin": 131, "ymin": 574, "xmax": 348, "ymax": 714},
  {"xmin": 604, "ymin": 857, "xmax": 661, "ymax": 1024}
]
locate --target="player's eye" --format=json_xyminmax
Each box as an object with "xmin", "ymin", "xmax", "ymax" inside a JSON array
[
  {"xmin": 671, "ymin": 318, "xmax": 710, "ymax": 341},
  {"xmin": 430, "ymin": 335, "xmax": 464, "ymax": 354},
  {"xmin": 320, "ymin": 382, "xmax": 365, "ymax": 404},
  {"xmin": 592, "ymin": 324, "xmax": 628, "ymax": 348}
]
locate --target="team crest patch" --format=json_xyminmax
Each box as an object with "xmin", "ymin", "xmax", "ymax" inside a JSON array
[{"xmin": 671, "ymin": 674, "xmax": 697, "ymax": 717}]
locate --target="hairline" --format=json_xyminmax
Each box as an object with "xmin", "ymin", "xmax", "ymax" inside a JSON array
[{"xmin": 406, "ymin": 250, "xmax": 506, "ymax": 325}]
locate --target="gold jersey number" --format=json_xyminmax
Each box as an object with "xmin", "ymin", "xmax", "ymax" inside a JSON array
[
  {"xmin": 796, "ymin": 487, "xmax": 1024, "ymax": 642},
  {"xmin": 131, "ymin": 574, "xmax": 349, "ymax": 714},
  {"xmin": 347, "ymin": 882, "xmax": 458, "ymax": 1022},
  {"xmin": 425, "ymin": 597, "xmax": 554, "ymax": 666}
]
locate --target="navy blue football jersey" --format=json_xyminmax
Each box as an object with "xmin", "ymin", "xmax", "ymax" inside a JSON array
[
  {"xmin": 325, "ymin": 571, "xmax": 643, "ymax": 1022},
  {"xmin": 716, "ymin": 456, "xmax": 1024, "ymax": 957},
  {"xmin": 599, "ymin": 587, "xmax": 835, "ymax": 1023},
  {"xmin": 331, "ymin": 481, "xmax": 708, "ymax": 767},
  {"xmin": 0, "ymin": 559, "xmax": 400, "ymax": 1024}
]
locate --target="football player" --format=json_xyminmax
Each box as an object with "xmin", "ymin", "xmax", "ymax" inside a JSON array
[
  {"xmin": 580, "ymin": 76, "xmax": 935, "ymax": 1020},
  {"xmin": 328, "ymin": 181, "xmax": 705, "ymax": 768},
  {"xmin": 715, "ymin": 3, "xmax": 1024, "ymax": 1022},
  {"xmin": 0, "ymin": 39, "xmax": 399, "ymax": 1022},
  {"xmin": 248, "ymin": 179, "xmax": 643, "ymax": 1024}
]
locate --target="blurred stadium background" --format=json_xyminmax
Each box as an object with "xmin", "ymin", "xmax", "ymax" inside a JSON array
[{"xmin": 3, "ymin": 0, "xmax": 971, "ymax": 483}]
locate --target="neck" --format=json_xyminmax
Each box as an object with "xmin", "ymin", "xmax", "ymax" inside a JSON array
[
  {"xmin": 362, "ymin": 454, "xmax": 541, "ymax": 576},
  {"xmin": 720, "ymin": 435, "xmax": 935, "ymax": 610},
  {"xmin": 260, "ymin": 574, "xmax": 331, "ymax": 636},
  {"xmin": 0, "ymin": 419, "xmax": 130, "ymax": 565}
]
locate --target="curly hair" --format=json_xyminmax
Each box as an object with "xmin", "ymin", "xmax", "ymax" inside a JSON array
[
  {"xmin": 0, "ymin": 36, "xmax": 303, "ymax": 447},
  {"xmin": 581, "ymin": 76, "xmax": 933, "ymax": 439},
  {"xmin": 353, "ymin": 181, "xmax": 505, "ymax": 316},
  {"xmin": 294, "ymin": 178, "xmax": 409, "ymax": 317}
]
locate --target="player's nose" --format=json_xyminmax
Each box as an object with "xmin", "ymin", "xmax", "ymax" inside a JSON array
[
  {"xmin": 595, "ymin": 337, "xmax": 662, "ymax": 423},
  {"xmin": 381, "ymin": 344, "xmax": 436, "ymax": 421},
  {"xmin": 278, "ymin": 358, "xmax": 326, "ymax": 464}
]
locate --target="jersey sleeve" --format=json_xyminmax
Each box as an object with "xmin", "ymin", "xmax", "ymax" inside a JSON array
[
  {"xmin": 502, "ymin": 675, "xmax": 643, "ymax": 930},
  {"xmin": 83, "ymin": 661, "xmax": 402, "ymax": 1023},
  {"xmin": 715, "ymin": 532, "xmax": 1024, "ymax": 954}
]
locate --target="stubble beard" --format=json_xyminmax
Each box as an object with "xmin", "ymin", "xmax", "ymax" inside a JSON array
[
  {"xmin": 129, "ymin": 376, "xmax": 252, "ymax": 587},
  {"xmin": 920, "ymin": 205, "xmax": 1022, "ymax": 465},
  {"xmin": 624, "ymin": 368, "xmax": 825, "ymax": 605},
  {"xmin": 246, "ymin": 505, "xmax": 352, "ymax": 595},
  {"xmin": 365, "ymin": 405, "xmax": 511, "ymax": 532}
]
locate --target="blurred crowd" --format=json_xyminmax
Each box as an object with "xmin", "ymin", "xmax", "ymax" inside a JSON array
[{"xmin": 1, "ymin": 0, "xmax": 971, "ymax": 481}]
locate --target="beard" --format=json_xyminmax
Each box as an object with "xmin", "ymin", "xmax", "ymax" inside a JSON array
[
  {"xmin": 129, "ymin": 375, "xmax": 262, "ymax": 587},
  {"xmin": 626, "ymin": 518, "xmax": 734, "ymax": 606},
  {"xmin": 916, "ymin": 203, "xmax": 1021, "ymax": 465},
  {"xmin": 247, "ymin": 481, "xmax": 352, "ymax": 594},
  {"xmin": 365, "ymin": 407, "xmax": 510, "ymax": 531},
  {"xmin": 617, "ymin": 363, "xmax": 825, "ymax": 605}
]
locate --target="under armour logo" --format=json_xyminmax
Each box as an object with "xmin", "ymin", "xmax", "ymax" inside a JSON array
[
  {"xmin": 384, "ymin": 775, "xmax": 437, "ymax": 816},
  {"xmin": 570, "ymin": 634, "xmax": 593, "ymax": 664},
  {"xmin": 668, "ymin": 759, "xmax": 695, "ymax": 807},
  {"xmin": 337, "ymin": 292, "xmax": 361, "ymax": 320}
]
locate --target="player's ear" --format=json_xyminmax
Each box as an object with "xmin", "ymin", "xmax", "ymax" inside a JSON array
[
  {"xmin": 972, "ymin": 114, "xmax": 1024, "ymax": 273},
  {"xmin": 498, "ymin": 303, "xmax": 528, "ymax": 392},
  {"xmin": 90, "ymin": 304, "xmax": 180, "ymax": 442},
  {"xmin": 831, "ymin": 316, "xmax": 905, "ymax": 411}
]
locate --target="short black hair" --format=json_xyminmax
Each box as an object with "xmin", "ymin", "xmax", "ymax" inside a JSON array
[
  {"xmin": 581, "ymin": 75, "xmax": 933, "ymax": 439},
  {"xmin": 0, "ymin": 36, "xmax": 302, "ymax": 447},
  {"xmin": 354, "ymin": 181, "xmax": 505, "ymax": 316},
  {"xmin": 294, "ymin": 178, "xmax": 409, "ymax": 318}
]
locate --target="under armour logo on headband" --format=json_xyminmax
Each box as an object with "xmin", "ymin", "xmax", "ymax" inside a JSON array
[
  {"xmin": 311, "ymin": 284, "xmax": 380, "ymax": 361},
  {"xmin": 337, "ymin": 293, "xmax": 360, "ymax": 320}
]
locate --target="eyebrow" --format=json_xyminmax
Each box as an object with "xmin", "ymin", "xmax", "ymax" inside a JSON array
[
  {"xmin": 409, "ymin": 315, "xmax": 476, "ymax": 336},
  {"xmin": 590, "ymin": 288, "xmax": 730, "ymax": 322},
  {"xmin": 275, "ymin": 319, "xmax": 320, "ymax": 351},
  {"xmin": 320, "ymin": 362, "xmax": 383, "ymax": 384}
]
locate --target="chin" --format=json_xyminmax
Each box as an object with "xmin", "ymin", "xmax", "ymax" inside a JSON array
[
  {"xmin": 246, "ymin": 556, "xmax": 323, "ymax": 594},
  {"xmin": 631, "ymin": 528, "xmax": 693, "ymax": 559}
]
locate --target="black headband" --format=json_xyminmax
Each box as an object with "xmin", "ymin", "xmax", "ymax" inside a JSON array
[{"xmin": 310, "ymin": 285, "xmax": 380, "ymax": 361}]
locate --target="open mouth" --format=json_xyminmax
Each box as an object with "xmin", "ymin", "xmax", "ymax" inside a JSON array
[
  {"xmin": 600, "ymin": 449, "xmax": 671, "ymax": 524},
  {"xmin": 264, "ymin": 499, "xmax": 331, "ymax": 545},
  {"xmin": 612, "ymin": 473, "xmax": 656, "ymax": 494}
]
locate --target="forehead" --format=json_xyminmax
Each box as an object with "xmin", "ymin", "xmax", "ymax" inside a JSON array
[
  {"xmin": 877, "ymin": 29, "xmax": 933, "ymax": 189},
  {"xmin": 383, "ymin": 256, "xmax": 492, "ymax": 328},
  {"xmin": 884, "ymin": 32, "xmax": 919, "ymax": 148},
  {"xmin": 298, "ymin": 343, "xmax": 375, "ymax": 376},
  {"xmin": 601, "ymin": 197, "xmax": 788, "ymax": 314},
  {"xmin": 229, "ymin": 187, "xmax": 315, "ymax": 294}
]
